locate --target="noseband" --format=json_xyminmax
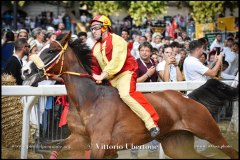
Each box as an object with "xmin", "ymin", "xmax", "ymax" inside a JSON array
[{"xmin": 30, "ymin": 40, "xmax": 92, "ymax": 80}]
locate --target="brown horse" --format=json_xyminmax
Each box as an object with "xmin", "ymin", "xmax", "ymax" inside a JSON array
[{"xmin": 21, "ymin": 32, "xmax": 238, "ymax": 159}]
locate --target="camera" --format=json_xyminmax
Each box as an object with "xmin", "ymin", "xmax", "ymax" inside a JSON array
[{"xmin": 215, "ymin": 47, "xmax": 221, "ymax": 55}]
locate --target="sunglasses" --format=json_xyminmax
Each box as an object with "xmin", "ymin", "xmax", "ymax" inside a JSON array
[
  {"xmin": 90, "ymin": 25, "xmax": 102, "ymax": 32},
  {"xmin": 25, "ymin": 45, "xmax": 30, "ymax": 48}
]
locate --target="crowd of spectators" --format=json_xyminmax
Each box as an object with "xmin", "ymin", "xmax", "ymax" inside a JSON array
[{"xmin": 1, "ymin": 9, "xmax": 238, "ymax": 159}]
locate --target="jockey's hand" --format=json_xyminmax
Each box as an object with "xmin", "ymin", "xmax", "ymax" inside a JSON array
[{"xmin": 93, "ymin": 72, "xmax": 109, "ymax": 84}]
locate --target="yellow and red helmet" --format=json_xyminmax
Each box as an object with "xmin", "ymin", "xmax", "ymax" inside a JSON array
[{"xmin": 90, "ymin": 15, "xmax": 112, "ymax": 32}]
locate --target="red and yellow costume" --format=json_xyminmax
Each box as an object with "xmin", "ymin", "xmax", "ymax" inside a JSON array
[{"xmin": 91, "ymin": 32, "xmax": 159, "ymax": 130}]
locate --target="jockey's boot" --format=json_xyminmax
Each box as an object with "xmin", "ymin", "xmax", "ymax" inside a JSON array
[{"xmin": 150, "ymin": 126, "xmax": 160, "ymax": 138}]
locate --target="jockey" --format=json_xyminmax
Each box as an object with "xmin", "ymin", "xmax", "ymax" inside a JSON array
[{"xmin": 90, "ymin": 15, "xmax": 160, "ymax": 138}]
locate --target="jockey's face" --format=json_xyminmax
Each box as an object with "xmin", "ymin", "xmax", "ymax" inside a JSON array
[{"xmin": 90, "ymin": 21, "xmax": 103, "ymax": 41}]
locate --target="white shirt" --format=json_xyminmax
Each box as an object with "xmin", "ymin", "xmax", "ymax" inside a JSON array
[
  {"xmin": 35, "ymin": 39, "xmax": 44, "ymax": 52},
  {"xmin": 86, "ymin": 37, "xmax": 95, "ymax": 49},
  {"xmin": 223, "ymin": 51, "xmax": 238, "ymax": 76},
  {"xmin": 183, "ymin": 55, "xmax": 209, "ymax": 81},
  {"xmin": 156, "ymin": 60, "xmax": 178, "ymax": 82},
  {"xmin": 151, "ymin": 42, "xmax": 163, "ymax": 50},
  {"xmin": 210, "ymin": 39, "xmax": 223, "ymax": 51},
  {"xmin": 131, "ymin": 41, "xmax": 140, "ymax": 59}
]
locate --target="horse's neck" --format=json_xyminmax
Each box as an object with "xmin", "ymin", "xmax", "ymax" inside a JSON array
[
  {"xmin": 63, "ymin": 76, "xmax": 97, "ymax": 108},
  {"xmin": 61, "ymin": 50, "xmax": 97, "ymax": 110}
]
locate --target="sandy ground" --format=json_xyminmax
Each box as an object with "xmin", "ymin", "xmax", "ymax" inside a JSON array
[{"xmin": 1, "ymin": 121, "xmax": 238, "ymax": 159}]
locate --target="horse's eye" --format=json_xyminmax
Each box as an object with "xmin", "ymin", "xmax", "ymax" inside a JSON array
[{"xmin": 49, "ymin": 50, "xmax": 54, "ymax": 53}]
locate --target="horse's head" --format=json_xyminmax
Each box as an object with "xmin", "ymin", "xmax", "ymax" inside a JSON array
[{"xmin": 21, "ymin": 32, "xmax": 72, "ymax": 86}]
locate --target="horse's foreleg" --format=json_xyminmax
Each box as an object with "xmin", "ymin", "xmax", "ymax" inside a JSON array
[
  {"xmin": 56, "ymin": 134, "xmax": 90, "ymax": 159},
  {"xmin": 90, "ymin": 133, "xmax": 111, "ymax": 159},
  {"xmin": 160, "ymin": 131, "xmax": 208, "ymax": 159}
]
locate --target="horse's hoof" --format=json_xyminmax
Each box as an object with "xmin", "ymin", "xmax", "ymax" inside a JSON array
[
  {"xmin": 49, "ymin": 151, "xmax": 58, "ymax": 159},
  {"xmin": 150, "ymin": 127, "xmax": 160, "ymax": 138}
]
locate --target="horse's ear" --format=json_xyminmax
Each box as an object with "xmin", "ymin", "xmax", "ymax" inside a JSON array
[{"xmin": 60, "ymin": 31, "xmax": 72, "ymax": 45}]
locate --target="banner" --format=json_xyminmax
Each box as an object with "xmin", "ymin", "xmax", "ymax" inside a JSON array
[
  {"xmin": 217, "ymin": 16, "xmax": 238, "ymax": 32},
  {"xmin": 195, "ymin": 23, "xmax": 215, "ymax": 39}
]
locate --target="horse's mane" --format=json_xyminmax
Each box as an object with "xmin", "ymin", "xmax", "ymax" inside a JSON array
[{"xmin": 69, "ymin": 39, "xmax": 93, "ymax": 75}]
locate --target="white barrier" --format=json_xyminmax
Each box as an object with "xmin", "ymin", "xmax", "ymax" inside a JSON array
[{"xmin": 1, "ymin": 81, "xmax": 234, "ymax": 159}]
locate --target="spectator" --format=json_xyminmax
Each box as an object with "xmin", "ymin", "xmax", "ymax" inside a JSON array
[
  {"xmin": 145, "ymin": 31, "xmax": 152, "ymax": 42},
  {"xmin": 136, "ymin": 42, "xmax": 158, "ymax": 82},
  {"xmin": 151, "ymin": 53, "xmax": 160, "ymax": 66},
  {"xmin": 183, "ymin": 40, "xmax": 223, "ymax": 83},
  {"xmin": 181, "ymin": 31, "xmax": 188, "ymax": 41},
  {"xmin": 86, "ymin": 31, "xmax": 95, "ymax": 49},
  {"xmin": 199, "ymin": 52, "xmax": 208, "ymax": 66},
  {"xmin": 139, "ymin": 35, "xmax": 147, "ymax": 44},
  {"xmin": 46, "ymin": 26, "xmax": 55, "ymax": 33},
  {"xmin": 152, "ymin": 47, "xmax": 161, "ymax": 64},
  {"xmin": 121, "ymin": 28, "xmax": 133, "ymax": 52},
  {"xmin": 1, "ymin": 30, "xmax": 15, "ymax": 71},
  {"xmin": 222, "ymin": 41, "xmax": 239, "ymax": 78},
  {"xmin": 178, "ymin": 48, "xmax": 187, "ymax": 72},
  {"xmin": 27, "ymin": 37, "xmax": 38, "ymax": 57},
  {"xmin": 158, "ymin": 46, "xmax": 164, "ymax": 62},
  {"xmin": 207, "ymin": 50, "xmax": 217, "ymax": 67},
  {"xmin": 17, "ymin": 29, "xmax": 28, "ymax": 40},
  {"xmin": 156, "ymin": 45, "xmax": 183, "ymax": 82},
  {"xmin": 227, "ymin": 32, "xmax": 235, "ymax": 40},
  {"xmin": 45, "ymin": 31, "xmax": 56, "ymax": 45},
  {"xmin": 77, "ymin": 31, "xmax": 87, "ymax": 44},
  {"xmin": 3, "ymin": 38, "xmax": 30, "ymax": 85},
  {"xmin": 55, "ymin": 22, "xmax": 66, "ymax": 36},
  {"xmin": 170, "ymin": 41, "xmax": 181, "ymax": 64},
  {"xmin": 151, "ymin": 32, "xmax": 163, "ymax": 50},
  {"xmin": 131, "ymin": 34, "xmax": 141, "ymax": 59},
  {"xmin": 80, "ymin": 13, "xmax": 87, "ymax": 24},
  {"xmin": 163, "ymin": 36, "xmax": 171, "ymax": 46},
  {"xmin": 198, "ymin": 37, "xmax": 209, "ymax": 54},
  {"xmin": 32, "ymin": 27, "xmax": 45, "ymax": 51},
  {"xmin": 210, "ymin": 33, "xmax": 223, "ymax": 51}
]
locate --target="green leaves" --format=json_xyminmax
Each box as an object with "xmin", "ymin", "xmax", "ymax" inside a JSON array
[
  {"xmin": 86, "ymin": 1, "xmax": 167, "ymax": 26},
  {"xmin": 188, "ymin": 1, "xmax": 224, "ymax": 23},
  {"xmin": 90, "ymin": 1, "xmax": 119, "ymax": 17},
  {"xmin": 128, "ymin": 1, "xmax": 167, "ymax": 26}
]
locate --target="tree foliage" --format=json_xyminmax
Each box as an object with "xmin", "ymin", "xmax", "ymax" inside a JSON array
[
  {"xmin": 128, "ymin": 1, "xmax": 167, "ymax": 26},
  {"xmin": 83, "ymin": 1, "xmax": 167, "ymax": 26},
  {"xmin": 188, "ymin": 1, "xmax": 224, "ymax": 23},
  {"xmin": 11, "ymin": 1, "xmax": 25, "ymax": 7},
  {"xmin": 90, "ymin": 1, "xmax": 119, "ymax": 17}
]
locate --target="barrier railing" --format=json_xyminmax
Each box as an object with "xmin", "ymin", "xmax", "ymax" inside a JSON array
[{"xmin": 1, "ymin": 81, "xmax": 234, "ymax": 159}]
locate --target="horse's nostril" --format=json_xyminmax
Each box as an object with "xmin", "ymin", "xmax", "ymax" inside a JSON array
[{"xmin": 23, "ymin": 69, "xmax": 29, "ymax": 76}]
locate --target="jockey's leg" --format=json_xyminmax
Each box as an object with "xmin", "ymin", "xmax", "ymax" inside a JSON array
[{"xmin": 110, "ymin": 71, "xmax": 159, "ymax": 135}]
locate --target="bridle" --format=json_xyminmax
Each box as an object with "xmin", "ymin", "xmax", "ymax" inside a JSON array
[{"xmin": 31, "ymin": 40, "xmax": 92, "ymax": 80}]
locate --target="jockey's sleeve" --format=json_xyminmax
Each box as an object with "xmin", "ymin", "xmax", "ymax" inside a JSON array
[
  {"xmin": 103, "ymin": 34, "xmax": 127, "ymax": 79},
  {"xmin": 91, "ymin": 53, "xmax": 102, "ymax": 75}
]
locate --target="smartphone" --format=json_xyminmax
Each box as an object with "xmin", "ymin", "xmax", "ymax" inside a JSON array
[{"xmin": 216, "ymin": 47, "xmax": 221, "ymax": 55}]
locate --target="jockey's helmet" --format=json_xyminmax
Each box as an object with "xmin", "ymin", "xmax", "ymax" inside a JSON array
[{"xmin": 90, "ymin": 15, "xmax": 112, "ymax": 32}]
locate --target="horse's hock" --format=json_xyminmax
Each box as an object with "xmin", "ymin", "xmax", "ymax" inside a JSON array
[{"xmin": 1, "ymin": 74, "xmax": 25, "ymax": 158}]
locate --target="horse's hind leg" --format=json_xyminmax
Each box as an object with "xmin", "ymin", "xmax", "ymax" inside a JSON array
[
  {"xmin": 160, "ymin": 131, "xmax": 208, "ymax": 159},
  {"xmin": 187, "ymin": 106, "xmax": 238, "ymax": 159}
]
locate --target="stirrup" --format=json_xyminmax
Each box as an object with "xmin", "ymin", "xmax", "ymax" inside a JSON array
[{"xmin": 150, "ymin": 127, "xmax": 160, "ymax": 138}]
